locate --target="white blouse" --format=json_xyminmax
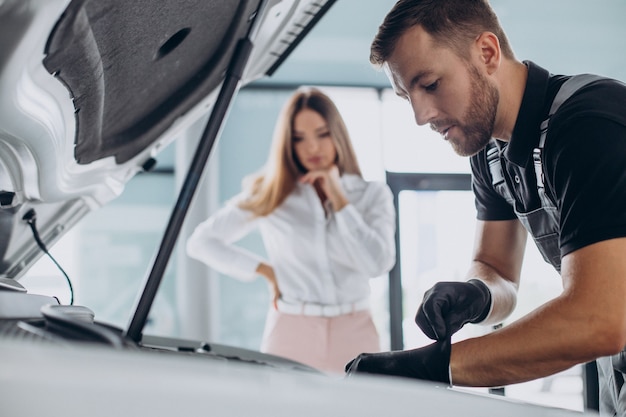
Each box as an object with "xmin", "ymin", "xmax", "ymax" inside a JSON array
[{"xmin": 186, "ymin": 174, "xmax": 396, "ymax": 305}]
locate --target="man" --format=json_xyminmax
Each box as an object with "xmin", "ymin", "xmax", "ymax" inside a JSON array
[{"xmin": 345, "ymin": 0, "xmax": 626, "ymax": 415}]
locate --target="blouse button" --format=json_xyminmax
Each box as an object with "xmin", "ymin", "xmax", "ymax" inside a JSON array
[{"xmin": 514, "ymin": 175, "xmax": 520, "ymax": 184}]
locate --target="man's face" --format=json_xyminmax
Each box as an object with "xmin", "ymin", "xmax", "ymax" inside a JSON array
[{"xmin": 384, "ymin": 25, "xmax": 498, "ymax": 157}]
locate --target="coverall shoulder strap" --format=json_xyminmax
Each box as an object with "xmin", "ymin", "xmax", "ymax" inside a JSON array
[
  {"xmin": 535, "ymin": 74, "xmax": 607, "ymax": 195},
  {"xmin": 539, "ymin": 74, "xmax": 606, "ymax": 148}
]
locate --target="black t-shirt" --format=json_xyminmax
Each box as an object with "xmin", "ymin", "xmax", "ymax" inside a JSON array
[{"xmin": 471, "ymin": 61, "xmax": 626, "ymax": 260}]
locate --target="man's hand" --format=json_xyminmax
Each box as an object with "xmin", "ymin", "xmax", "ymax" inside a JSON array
[
  {"xmin": 416, "ymin": 279, "xmax": 492, "ymax": 340},
  {"xmin": 345, "ymin": 339, "xmax": 451, "ymax": 384}
]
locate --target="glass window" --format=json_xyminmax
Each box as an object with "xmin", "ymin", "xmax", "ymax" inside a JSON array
[{"xmin": 381, "ymin": 89, "xmax": 471, "ymax": 174}]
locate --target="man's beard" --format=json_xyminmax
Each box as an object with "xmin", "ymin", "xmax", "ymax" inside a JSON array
[{"xmin": 447, "ymin": 65, "xmax": 499, "ymax": 157}]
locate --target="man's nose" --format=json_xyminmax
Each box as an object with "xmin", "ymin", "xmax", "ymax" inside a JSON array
[{"xmin": 410, "ymin": 97, "xmax": 437, "ymax": 126}]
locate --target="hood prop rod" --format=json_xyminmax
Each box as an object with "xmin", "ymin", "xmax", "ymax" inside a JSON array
[{"xmin": 124, "ymin": 29, "xmax": 258, "ymax": 343}]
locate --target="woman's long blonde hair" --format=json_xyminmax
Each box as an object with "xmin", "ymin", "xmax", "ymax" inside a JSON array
[{"xmin": 238, "ymin": 87, "xmax": 362, "ymax": 217}]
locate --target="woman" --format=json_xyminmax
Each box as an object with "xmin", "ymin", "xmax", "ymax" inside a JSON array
[{"xmin": 186, "ymin": 87, "xmax": 396, "ymax": 374}]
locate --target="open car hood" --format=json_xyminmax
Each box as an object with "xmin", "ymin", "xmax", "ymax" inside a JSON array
[{"xmin": 0, "ymin": 0, "xmax": 335, "ymax": 283}]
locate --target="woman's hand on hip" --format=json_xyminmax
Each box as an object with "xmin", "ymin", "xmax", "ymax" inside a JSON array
[{"xmin": 256, "ymin": 262, "xmax": 281, "ymax": 310}]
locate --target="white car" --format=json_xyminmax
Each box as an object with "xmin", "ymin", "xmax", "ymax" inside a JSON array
[{"xmin": 0, "ymin": 1, "xmax": 598, "ymax": 415}]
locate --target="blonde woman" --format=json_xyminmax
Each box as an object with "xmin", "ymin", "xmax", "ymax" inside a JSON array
[{"xmin": 186, "ymin": 87, "xmax": 396, "ymax": 374}]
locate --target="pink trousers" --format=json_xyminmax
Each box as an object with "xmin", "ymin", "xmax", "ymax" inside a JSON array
[{"xmin": 260, "ymin": 309, "xmax": 380, "ymax": 375}]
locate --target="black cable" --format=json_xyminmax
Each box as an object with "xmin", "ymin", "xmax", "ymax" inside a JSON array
[{"xmin": 22, "ymin": 209, "xmax": 74, "ymax": 305}]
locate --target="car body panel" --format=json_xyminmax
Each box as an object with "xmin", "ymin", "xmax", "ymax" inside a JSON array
[{"xmin": 0, "ymin": 338, "xmax": 593, "ymax": 417}]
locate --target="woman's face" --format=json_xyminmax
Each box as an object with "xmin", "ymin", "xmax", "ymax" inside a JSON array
[{"xmin": 292, "ymin": 108, "xmax": 337, "ymax": 172}]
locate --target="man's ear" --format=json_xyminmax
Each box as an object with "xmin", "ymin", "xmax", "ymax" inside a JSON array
[{"xmin": 475, "ymin": 32, "xmax": 501, "ymax": 75}]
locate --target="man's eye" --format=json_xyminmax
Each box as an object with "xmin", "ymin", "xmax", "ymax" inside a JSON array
[
  {"xmin": 293, "ymin": 136, "xmax": 303, "ymax": 142},
  {"xmin": 424, "ymin": 80, "xmax": 439, "ymax": 92}
]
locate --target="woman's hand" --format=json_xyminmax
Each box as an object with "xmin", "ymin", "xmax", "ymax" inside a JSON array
[
  {"xmin": 256, "ymin": 263, "xmax": 281, "ymax": 309},
  {"xmin": 299, "ymin": 165, "xmax": 348, "ymax": 211}
]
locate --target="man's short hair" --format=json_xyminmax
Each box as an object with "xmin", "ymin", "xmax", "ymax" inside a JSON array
[{"xmin": 370, "ymin": 0, "xmax": 515, "ymax": 67}]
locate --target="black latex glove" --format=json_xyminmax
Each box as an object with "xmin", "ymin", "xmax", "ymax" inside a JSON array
[
  {"xmin": 416, "ymin": 279, "xmax": 492, "ymax": 340},
  {"xmin": 345, "ymin": 338, "xmax": 451, "ymax": 384}
]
